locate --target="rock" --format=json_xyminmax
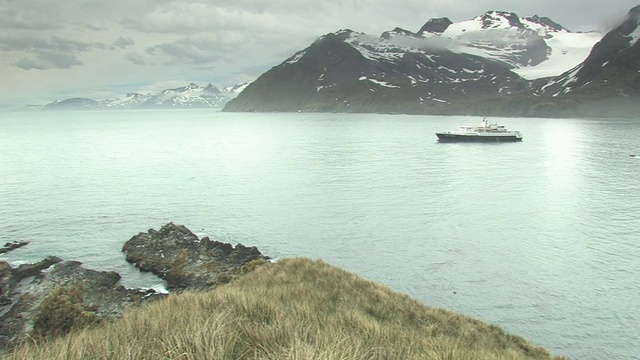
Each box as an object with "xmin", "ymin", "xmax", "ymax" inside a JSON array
[
  {"xmin": 0, "ymin": 258, "xmax": 163, "ymax": 351},
  {"xmin": 13, "ymin": 256, "xmax": 62, "ymax": 278},
  {"xmin": 0, "ymin": 241, "xmax": 29, "ymax": 255},
  {"xmin": 0, "ymin": 223, "xmax": 269, "ymax": 351},
  {"xmin": 418, "ymin": 17, "xmax": 453, "ymax": 34},
  {"xmin": 122, "ymin": 223, "xmax": 269, "ymax": 291}
]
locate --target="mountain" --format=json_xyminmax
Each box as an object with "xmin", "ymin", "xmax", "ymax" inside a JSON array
[
  {"xmin": 222, "ymin": 82, "xmax": 252, "ymax": 94},
  {"xmin": 479, "ymin": 5, "xmax": 640, "ymax": 119},
  {"xmin": 224, "ymin": 28, "xmax": 531, "ymax": 114},
  {"xmin": 223, "ymin": 10, "xmax": 607, "ymax": 116},
  {"xmin": 538, "ymin": 5, "xmax": 640, "ymax": 98},
  {"xmin": 418, "ymin": 12, "xmax": 601, "ymax": 79},
  {"xmin": 41, "ymin": 98, "xmax": 102, "ymax": 111},
  {"xmin": 38, "ymin": 82, "xmax": 251, "ymax": 111}
]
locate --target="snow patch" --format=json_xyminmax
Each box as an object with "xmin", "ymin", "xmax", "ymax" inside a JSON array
[
  {"xmin": 368, "ymin": 79, "xmax": 400, "ymax": 88},
  {"xmin": 626, "ymin": 25, "xmax": 640, "ymax": 46},
  {"xmin": 513, "ymin": 31, "xmax": 601, "ymax": 79},
  {"xmin": 286, "ymin": 51, "xmax": 305, "ymax": 64},
  {"xmin": 462, "ymin": 68, "xmax": 484, "ymax": 74},
  {"xmin": 316, "ymin": 83, "xmax": 336, "ymax": 91}
]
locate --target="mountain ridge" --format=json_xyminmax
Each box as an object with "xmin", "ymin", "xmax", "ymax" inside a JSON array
[
  {"xmin": 224, "ymin": 7, "xmax": 640, "ymax": 118},
  {"xmin": 29, "ymin": 81, "xmax": 251, "ymax": 111}
]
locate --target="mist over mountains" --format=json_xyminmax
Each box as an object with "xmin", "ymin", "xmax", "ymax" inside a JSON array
[
  {"xmin": 223, "ymin": 6, "xmax": 640, "ymax": 118},
  {"xmin": 29, "ymin": 82, "xmax": 250, "ymax": 111}
]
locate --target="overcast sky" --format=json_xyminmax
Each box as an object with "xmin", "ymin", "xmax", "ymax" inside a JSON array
[{"xmin": 1, "ymin": 0, "xmax": 638, "ymax": 107}]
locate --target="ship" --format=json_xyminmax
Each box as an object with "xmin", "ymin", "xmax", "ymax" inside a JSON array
[{"xmin": 436, "ymin": 118, "xmax": 523, "ymax": 142}]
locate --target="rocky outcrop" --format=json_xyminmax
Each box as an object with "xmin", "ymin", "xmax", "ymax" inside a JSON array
[
  {"xmin": 524, "ymin": 15, "xmax": 567, "ymax": 32},
  {"xmin": 0, "ymin": 256, "xmax": 63, "ymax": 308},
  {"xmin": 380, "ymin": 27, "xmax": 420, "ymax": 40},
  {"xmin": 418, "ymin": 17, "xmax": 453, "ymax": 34},
  {"xmin": 122, "ymin": 223, "xmax": 269, "ymax": 291},
  {"xmin": 0, "ymin": 257, "xmax": 161, "ymax": 350},
  {"xmin": 480, "ymin": 11, "xmax": 524, "ymax": 29},
  {"xmin": 0, "ymin": 223, "xmax": 269, "ymax": 351},
  {"xmin": 0, "ymin": 241, "xmax": 29, "ymax": 255}
]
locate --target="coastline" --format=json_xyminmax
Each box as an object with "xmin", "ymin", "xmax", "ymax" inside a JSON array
[{"xmin": 0, "ymin": 224, "xmax": 566, "ymax": 359}]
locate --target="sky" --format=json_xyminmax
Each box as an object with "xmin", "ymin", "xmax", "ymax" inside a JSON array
[{"xmin": 1, "ymin": 0, "xmax": 639, "ymax": 108}]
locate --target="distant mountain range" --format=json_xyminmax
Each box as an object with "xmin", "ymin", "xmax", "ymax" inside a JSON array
[
  {"xmin": 223, "ymin": 6, "xmax": 640, "ymax": 118},
  {"xmin": 29, "ymin": 82, "xmax": 250, "ymax": 111}
]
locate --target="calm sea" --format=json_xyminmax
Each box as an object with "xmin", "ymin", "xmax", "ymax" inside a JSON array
[{"xmin": 1, "ymin": 110, "xmax": 639, "ymax": 359}]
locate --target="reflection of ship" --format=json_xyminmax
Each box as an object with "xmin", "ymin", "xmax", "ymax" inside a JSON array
[{"xmin": 436, "ymin": 118, "xmax": 523, "ymax": 142}]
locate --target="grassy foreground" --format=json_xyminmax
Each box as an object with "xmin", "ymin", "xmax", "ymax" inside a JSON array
[{"xmin": 4, "ymin": 258, "xmax": 566, "ymax": 360}]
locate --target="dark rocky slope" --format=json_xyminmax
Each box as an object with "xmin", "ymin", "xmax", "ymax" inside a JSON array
[
  {"xmin": 224, "ymin": 7, "xmax": 640, "ymax": 118},
  {"xmin": 224, "ymin": 29, "xmax": 528, "ymax": 114}
]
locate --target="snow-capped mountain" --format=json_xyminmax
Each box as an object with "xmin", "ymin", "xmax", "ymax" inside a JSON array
[
  {"xmin": 222, "ymin": 82, "xmax": 252, "ymax": 94},
  {"xmin": 417, "ymin": 11, "xmax": 602, "ymax": 80},
  {"xmin": 223, "ymin": 22, "xmax": 538, "ymax": 113},
  {"xmin": 538, "ymin": 5, "xmax": 640, "ymax": 98},
  {"xmin": 39, "ymin": 82, "xmax": 251, "ymax": 111},
  {"xmin": 224, "ymin": 10, "xmax": 589, "ymax": 114},
  {"xmin": 224, "ymin": 8, "xmax": 640, "ymax": 118},
  {"xmin": 138, "ymin": 83, "xmax": 227, "ymax": 109}
]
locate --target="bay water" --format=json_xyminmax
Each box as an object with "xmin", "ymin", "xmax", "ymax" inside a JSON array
[{"xmin": 1, "ymin": 110, "xmax": 639, "ymax": 359}]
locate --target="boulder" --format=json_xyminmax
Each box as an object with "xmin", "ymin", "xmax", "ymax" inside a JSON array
[
  {"xmin": 122, "ymin": 223, "xmax": 269, "ymax": 290},
  {"xmin": 0, "ymin": 258, "xmax": 162, "ymax": 351},
  {"xmin": 0, "ymin": 241, "xmax": 29, "ymax": 255}
]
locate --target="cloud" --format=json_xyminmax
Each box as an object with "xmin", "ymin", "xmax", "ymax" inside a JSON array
[
  {"xmin": 81, "ymin": 23, "xmax": 109, "ymax": 31},
  {"xmin": 385, "ymin": 34, "xmax": 454, "ymax": 51},
  {"xmin": 16, "ymin": 51, "xmax": 83, "ymax": 70},
  {"xmin": 113, "ymin": 37, "xmax": 135, "ymax": 49},
  {"xmin": 119, "ymin": 2, "xmax": 314, "ymax": 38},
  {"xmin": 0, "ymin": 35, "xmax": 115, "ymax": 69},
  {"xmin": 146, "ymin": 38, "xmax": 221, "ymax": 64},
  {"xmin": 125, "ymin": 53, "xmax": 148, "ymax": 65},
  {"xmin": 0, "ymin": 8, "xmax": 62, "ymax": 30},
  {"xmin": 0, "ymin": 35, "xmax": 108, "ymax": 53},
  {"xmin": 121, "ymin": 2, "xmax": 223, "ymax": 34},
  {"xmin": 0, "ymin": 0, "xmax": 166, "ymax": 30}
]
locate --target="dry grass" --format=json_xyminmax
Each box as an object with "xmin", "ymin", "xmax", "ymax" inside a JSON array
[{"xmin": 4, "ymin": 258, "xmax": 567, "ymax": 360}]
